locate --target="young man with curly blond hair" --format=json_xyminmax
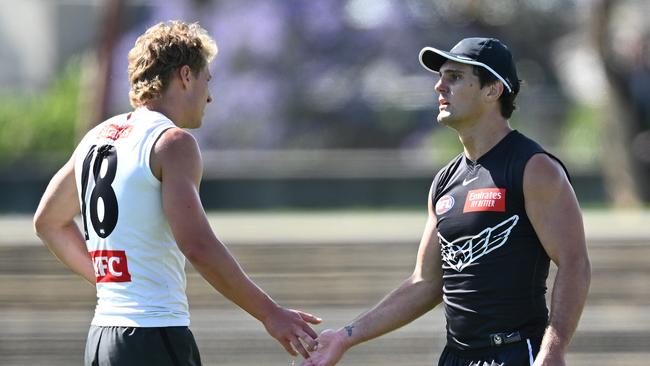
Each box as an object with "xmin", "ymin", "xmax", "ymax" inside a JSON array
[{"xmin": 34, "ymin": 21, "xmax": 320, "ymax": 366}]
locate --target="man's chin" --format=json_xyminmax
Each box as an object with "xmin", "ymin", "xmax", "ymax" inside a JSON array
[
  {"xmin": 188, "ymin": 118, "xmax": 203, "ymax": 129},
  {"xmin": 437, "ymin": 114, "xmax": 451, "ymax": 126}
]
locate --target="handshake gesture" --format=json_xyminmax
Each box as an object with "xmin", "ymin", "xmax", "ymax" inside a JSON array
[{"xmin": 298, "ymin": 328, "xmax": 352, "ymax": 366}]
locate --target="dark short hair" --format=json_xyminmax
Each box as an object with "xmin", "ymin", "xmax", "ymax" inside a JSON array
[{"xmin": 472, "ymin": 66, "xmax": 518, "ymax": 119}]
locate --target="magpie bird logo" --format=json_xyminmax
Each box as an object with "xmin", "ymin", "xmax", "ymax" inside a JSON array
[{"xmin": 438, "ymin": 215, "xmax": 519, "ymax": 272}]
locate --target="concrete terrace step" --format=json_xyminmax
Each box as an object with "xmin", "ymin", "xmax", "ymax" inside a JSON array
[{"xmin": 2, "ymin": 209, "xmax": 650, "ymax": 246}]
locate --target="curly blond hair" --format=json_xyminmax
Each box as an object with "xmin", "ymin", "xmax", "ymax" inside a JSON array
[{"xmin": 127, "ymin": 21, "xmax": 218, "ymax": 108}]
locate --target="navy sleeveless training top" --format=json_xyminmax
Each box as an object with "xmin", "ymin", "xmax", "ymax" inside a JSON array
[{"xmin": 431, "ymin": 130, "xmax": 569, "ymax": 350}]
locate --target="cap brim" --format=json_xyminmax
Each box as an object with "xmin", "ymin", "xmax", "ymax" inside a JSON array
[
  {"xmin": 418, "ymin": 47, "xmax": 513, "ymax": 93},
  {"xmin": 419, "ymin": 47, "xmax": 458, "ymax": 73}
]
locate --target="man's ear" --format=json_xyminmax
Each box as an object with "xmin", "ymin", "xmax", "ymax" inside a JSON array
[
  {"xmin": 484, "ymin": 81, "xmax": 504, "ymax": 102},
  {"xmin": 179, "ymin": 65, "xmax": 192, "ymax": 88}
]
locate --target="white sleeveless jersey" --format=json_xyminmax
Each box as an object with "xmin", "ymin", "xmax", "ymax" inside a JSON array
[{"xmin": 73, "ymin": 108, "xmax": 189, "ymax": 327}]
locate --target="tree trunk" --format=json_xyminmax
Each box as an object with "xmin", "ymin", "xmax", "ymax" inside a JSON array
[
  {"xmin": 590, "ymin": 0, "xmax": 647, "ymax": 207},
  {"xmin": 76, "ymin": 0, "xmax": 124, "ymax": 141}
]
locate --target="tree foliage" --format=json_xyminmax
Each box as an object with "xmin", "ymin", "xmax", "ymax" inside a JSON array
[{"xmin": 0, "ymin": 60, "xmax": 80, "ymax": 165}]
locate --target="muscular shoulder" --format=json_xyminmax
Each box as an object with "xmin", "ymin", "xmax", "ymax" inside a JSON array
[
  {"xmin": 523, "ymin": 153, "xmax": 570, "ymax": 201},
  {"xmin": 151, "ymin": 128, "xmax": 202, "ymax": 181},
  {"xmin": 155, "ymin": 127, "xmax": 198, "ymax": 153}
]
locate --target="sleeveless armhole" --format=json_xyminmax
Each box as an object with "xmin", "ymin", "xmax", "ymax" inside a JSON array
[
  {"xmin": 538, "ymin": 152, "xmax": 572, "ymax": 184},
  {"xmin": 431, "ymin": 153, "xmax": 464, "ymax": 205},
  {"xmin": 143, "ymin": 124, "xmax": 176, "ymax": 185},
  {"xmin": 523, "ymin": 152, "xmax": 571, "ymax": 188},
  {"xmin": 428, "ymin": 180, "xmax": 438, "ymax": 219},
  {"xmin": 430, "ymin": 169, "xmax": 444, "ymax": 208}
]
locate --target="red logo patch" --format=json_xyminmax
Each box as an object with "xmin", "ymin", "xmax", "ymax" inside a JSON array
[
  {"xmin": 89, "ymin": 250, "xmax": 132, "ymax": 283},
  {"xmin": 463, "ymin": 188, "xmax": 506, "ymax": 213},
  {"xmin": 98, "ymin": 124, "xmax": 133, "ymax": 141}
]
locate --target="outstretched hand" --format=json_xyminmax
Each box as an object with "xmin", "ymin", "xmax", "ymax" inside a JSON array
[
  {"xmin": 300, "ymin": 329, "xmax": 349, "ymax": 366},
  {"xmin": 263, "ymin": 307, "xmax": 322, "ymax": 359}
]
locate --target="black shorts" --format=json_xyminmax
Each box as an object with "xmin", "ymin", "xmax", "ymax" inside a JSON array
[
  {"xmin": 84, "ymin": 325, "xmax": 202, "ymax": 366},
  {"xmin": 438, "ymin": 337, "xmax": 541, "ymax": 366}
]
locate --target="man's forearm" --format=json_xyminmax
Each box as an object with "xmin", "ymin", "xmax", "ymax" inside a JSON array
[
  {"xmin": 37, "ymin": 222, "xmax": 95, "ymax": 285},
  {"xmin": 339, "ymin": 276, "xmax": 441, "ymax": 349},
  {"xmin": 187, "ymin": 240, "xmax": 279, "ymax": 321},
  {"xmin": 541, "ymin": 257, "xmax": 591, "ymax": 354}
]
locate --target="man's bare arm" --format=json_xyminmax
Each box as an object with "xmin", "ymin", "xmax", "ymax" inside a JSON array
[
  {"xmin": 337, "ymin": 214, "xmax": 443, "ymax": 348},
  {"xmin": 301, "ymin": 188, "xmax": 444, "ymax": 366},
  {"xmin": 524, "ymin": 154, "xmax": 591, "ymax": 366},
  {"xmin": 34, "ymin": 155, "xmax": 95, "ymax": 285},
  {"xmin": 153, "ymin": 128, "xmax": 320, "ymax": 358}
]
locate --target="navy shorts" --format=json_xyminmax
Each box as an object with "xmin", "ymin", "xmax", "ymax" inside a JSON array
[
  {"xmin": 438, "ymin": 337, "xmax": 541, "ymax": 366},
  {"xmin": 84, "ymin": 325, "xmax": 202, "ymax": 366}
]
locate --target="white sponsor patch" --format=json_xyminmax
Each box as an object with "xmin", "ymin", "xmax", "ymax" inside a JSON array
[{"xmin": 435, "ymin": 195, "xmax": 455, "ymax": 215}]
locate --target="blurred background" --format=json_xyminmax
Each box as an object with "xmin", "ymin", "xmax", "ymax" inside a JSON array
[{"xmin": 0, "ymin": 0, "xmax": 649, "ymax": 365}]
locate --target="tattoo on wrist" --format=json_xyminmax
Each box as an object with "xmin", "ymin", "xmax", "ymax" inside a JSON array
[{"xmin": 345, "ymin": 325, "xmax": 354, "ymax": 337}]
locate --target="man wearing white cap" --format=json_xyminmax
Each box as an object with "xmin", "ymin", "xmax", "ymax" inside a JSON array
[{"xmin": 302, "ymin": 38, "xmax": 591, "ymax": 366}]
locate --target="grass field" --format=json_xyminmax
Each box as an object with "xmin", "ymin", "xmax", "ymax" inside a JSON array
[{"xmin": 1, "ymin": 210, "xmax": 649, "ymax": 365}]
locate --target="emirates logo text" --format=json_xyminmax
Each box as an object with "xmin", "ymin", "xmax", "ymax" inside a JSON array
[
  {"xmin": 463, "ymin": 188, "xmax": 506, "ymax": 213},
  {"xmin": 98, "ymin": 124, "xmax": 133, "ymax": 141}
]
